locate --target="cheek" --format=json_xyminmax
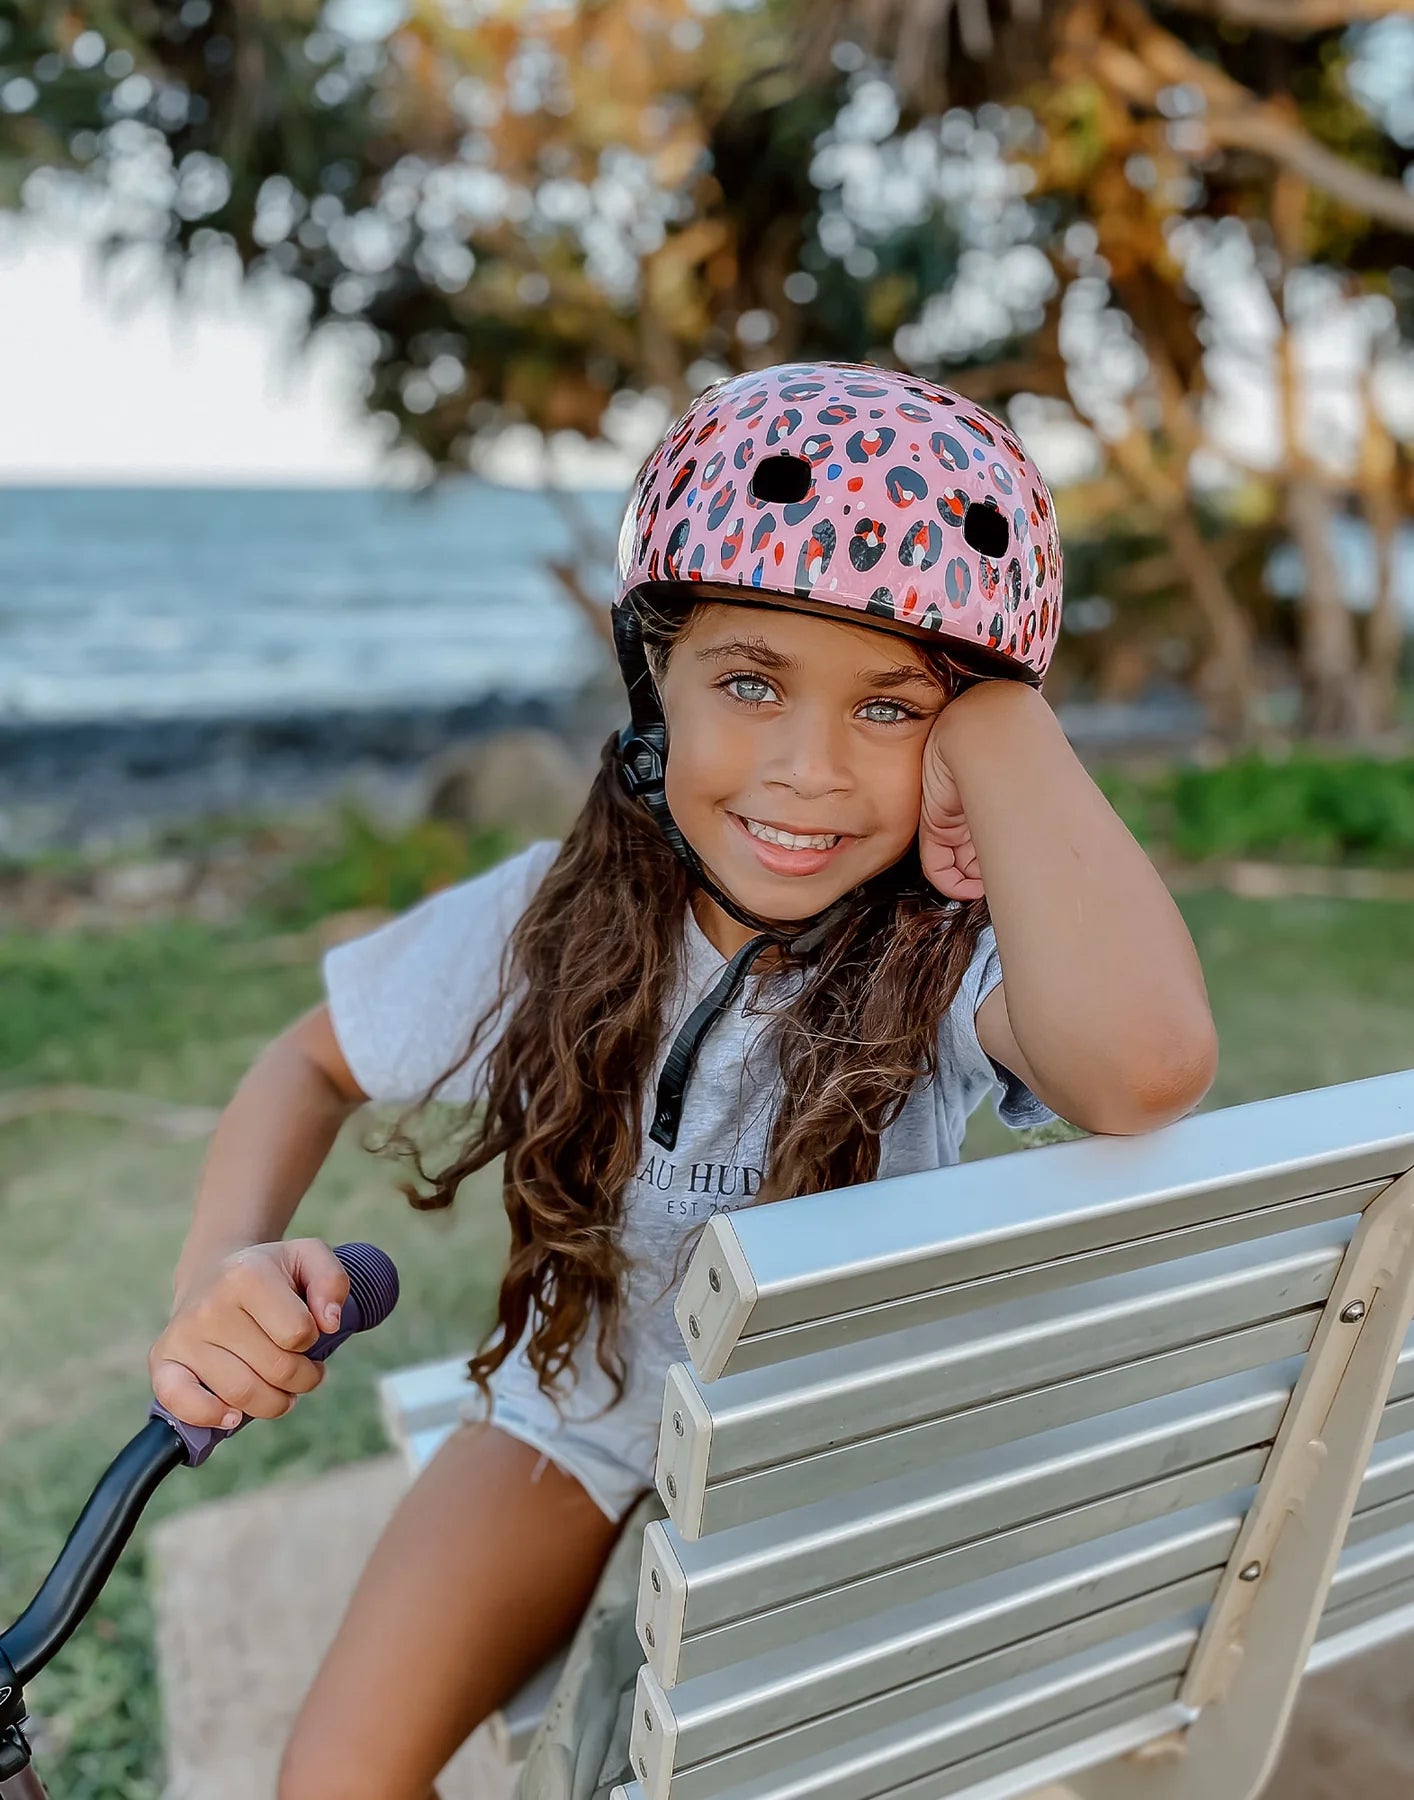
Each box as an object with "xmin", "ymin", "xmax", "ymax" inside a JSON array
[
  {"xmin": 663, "ymin": 748, "xmax": 708, "ymax": 826},
  {"xmin": 663, "ymin": 699, "xmax": 747, "ymax": 821},
  {"xmin": 872, "ymin": 744, "xmax": 927, "ymax": 840}
]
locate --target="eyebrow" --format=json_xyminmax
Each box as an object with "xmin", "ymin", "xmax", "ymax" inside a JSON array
[{"xmin": 694, "ymin": 638, "xmax": 941, "ymax": 691}]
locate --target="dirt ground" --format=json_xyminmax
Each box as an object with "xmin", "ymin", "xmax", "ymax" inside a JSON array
[{"xmin": 1263, "ymin": 1654, "xmax": 1414, "ymax": 1797}]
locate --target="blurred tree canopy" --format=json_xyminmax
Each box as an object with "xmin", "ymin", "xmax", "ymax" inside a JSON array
[{"xmin": 1, "ymin": 0, "xmax": 1411, "ymax": 739}]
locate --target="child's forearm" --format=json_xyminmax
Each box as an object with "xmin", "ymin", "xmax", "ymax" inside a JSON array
[
  {"xmin": 935, "ymin": 680, "xmax": 1217, "ymax": 1122},
  {"xmin": 172, "ymin": 1036, "xmax": 359, "ymax": 1304}
]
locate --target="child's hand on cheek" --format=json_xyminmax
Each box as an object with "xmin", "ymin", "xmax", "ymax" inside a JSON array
[{"xmin": 919, "ymin": 706, "xmax": 985, "ymax": 902}]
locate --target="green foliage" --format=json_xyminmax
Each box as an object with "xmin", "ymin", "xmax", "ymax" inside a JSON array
[
  {"xmin": 16, "ymin": 1557, "xmax": 160, "ymax": 1800},
  {"xmin": 0, "ymin": 918, "xmax": 301, "ymax": 1092},
  {"xmin": 252, "ymin": 800, "xmax": 521, "ymax": 930},
  {"xmin": 0, "ymin": 810, "xmax": 526, "ymax": 1092},
  {"xmin": 1097, "ymin": 753, "xmax": 1414, "ymax": 866}
]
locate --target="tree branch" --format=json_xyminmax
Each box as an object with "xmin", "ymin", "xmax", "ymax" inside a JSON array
[
  {"xmin": 1218, "ymin": 104, "xmax": 1414, "ymax": 233},
  {"xmin": 1105, "ymin": 422, "xmax": 1264, "ymax": 738},
  {"xmin": 1163, "ymin": 0, "xmax": 1414, "ymax": 32},
  {"xmin": 545, "ymin": 558, "xmax": 616, "ymax": 651},
  {"xmin": 543, "ymin": 477, "xmax": 618, "ymax": 652},
  {"xmin": 947, "ymin": 357, "xmax": 1072, "ymax": 402},
  {"xmin": 1104, "ymin": 0, "xmax": 1414, "ymax": 233}
]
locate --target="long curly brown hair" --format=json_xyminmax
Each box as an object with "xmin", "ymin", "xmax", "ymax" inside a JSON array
[{"xmin": 364, "ymin": 593, "xmax": 1001, "ymax": 1422}]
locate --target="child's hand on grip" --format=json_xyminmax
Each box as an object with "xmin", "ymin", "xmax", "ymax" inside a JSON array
[{"xmin": 149, "ymin": 1238, "xmax": 351, "ymax": 1431}]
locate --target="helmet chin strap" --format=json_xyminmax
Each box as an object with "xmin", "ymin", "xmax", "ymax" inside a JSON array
[
  {"xmin": 611, "ymin": 601, "xmax": 909, "ymax": 1150},
  {"xmin": 619, "ymin": 724, "xmax": 876, "ymax": 1152},
  {"xmin": 614, "ymin": 717, "xmax": 859, "ymax": 951}
]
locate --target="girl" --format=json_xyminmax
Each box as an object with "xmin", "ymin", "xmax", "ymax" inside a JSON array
[{"xmin": 149, "ymin": 361, "xmax": 1217, "ymax": 1800}]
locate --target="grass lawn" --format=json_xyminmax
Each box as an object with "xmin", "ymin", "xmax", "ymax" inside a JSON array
[{"xmin": 2, "ymin": 890, "xmax": 1413, "ymax": 1793}]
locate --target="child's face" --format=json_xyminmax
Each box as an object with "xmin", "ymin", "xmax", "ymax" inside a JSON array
[{"xmin": 658, "ymin": 600, "xmax": 952, "ymax": 948}]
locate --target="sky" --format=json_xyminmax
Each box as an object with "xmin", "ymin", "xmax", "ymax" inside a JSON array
[
  {"xmin": 1, "ymin": 211, "xmax": 1408, "ymax": 495},
  {"xmin": 0, "ymin": 222, "xmax": 384, "ymax": 484},
  {"xmin": 0, "ymin": 218, "xmax": 639, "ymax": 488}
]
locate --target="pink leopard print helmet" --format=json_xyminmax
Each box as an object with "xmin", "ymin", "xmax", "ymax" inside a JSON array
[{"xmin": 613, "ymin": 359, "xmax": 1063, "ymax": 681}]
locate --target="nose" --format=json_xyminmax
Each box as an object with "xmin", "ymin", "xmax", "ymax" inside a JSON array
[{"xmin": 761, "ymin": 699, "xmax": 853, "ymax": 801}]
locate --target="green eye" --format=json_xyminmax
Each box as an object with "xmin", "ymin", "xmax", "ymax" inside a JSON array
[{"xmin": 860, "ymin": 699, "xmax": 910, "ymax": 723}]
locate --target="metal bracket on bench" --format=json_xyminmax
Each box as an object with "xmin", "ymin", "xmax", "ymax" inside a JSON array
[
  {"xmin": 1069, "ymin": 1159, "xmax": 1414, "ymax": 1800},
  {"xmin": 1182, "ymin": 1161, "xmax": 1414, "ymax": 1710}
]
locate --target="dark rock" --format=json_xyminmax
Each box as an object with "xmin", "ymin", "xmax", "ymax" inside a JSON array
[
  {"xmin": 0, "ymin": 690, "xmax": 588, "ymax": 857},
  {"xmin": 423, "ymin": 730, "xmax": 594, "ymax": 839}
]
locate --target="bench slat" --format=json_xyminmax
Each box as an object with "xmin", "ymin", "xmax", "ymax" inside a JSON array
[
  {"xmin": 632, "ymin": 1501, "xmax": 1414, "ymax": 1800},
  {"xmin": 1310, "ymin": 1573, "xmax": 1414, "ymax": 1672},
  {"xmin": 676, "ymin": 1073, "xmax": 1414, "ymax": 1379},
  {"xmin": 638, "ymin": 1461, "xmax": 1414, "ymax": 1779},
  {"xmin": 670, "ymin": 1310, "xmax": 1320, "ymax": 1538},
  {"xmin": 638, "ymin": 1499, "xmax": 1240, "ymax": 1775},
  {"xmin": 706, "ymin": 1182, "xmax": 1385, "ymax": 1380},
  {"xmin": 663, "ymin": 1199, "xmax": 1377, "ymax": 1542},
  {"xmin": 664, "ymin": 1216, "xmax": 1352, "ymax": 1491},
  {"xmin": 610, "ymin": 1684, "xmax": 1195, "ymax": 1800},
  {"xmin": 658, "ymin": 1455, "xmax": 1259, "ymax": 1693},
  {"xmin": 641, "ymin": 1342, "xmax": 1414, "ymax": 1684},
  {"xmin": 1330, "ymin": 1507, "xmax": 1414, "ymax": 1599},
  {"xmin": 632, "ymin": 1618, "xmax": 1197, "ymax": 1800},
  {"xmin": 650, "ymin": 1601, "xmax": 1207, "ymax": 1800}
]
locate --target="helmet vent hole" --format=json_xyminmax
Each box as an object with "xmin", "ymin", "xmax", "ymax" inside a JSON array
[
  {"xmin": 749, "ymin": 455, "xmax": 813, "ymax": 504},
  {"xmin": 963, "ymin": 503, "xmax": 1009, "ymax": 559}
]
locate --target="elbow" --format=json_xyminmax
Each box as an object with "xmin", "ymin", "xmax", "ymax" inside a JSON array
[{"xmin": 1079, "ymin": 1017, "xmax": 1220, "ymax": 1137}]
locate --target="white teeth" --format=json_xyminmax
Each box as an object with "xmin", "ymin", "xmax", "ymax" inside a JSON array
[{"xmin": 743, "ymin": 818, "xmax": 840, "ymax": 851}]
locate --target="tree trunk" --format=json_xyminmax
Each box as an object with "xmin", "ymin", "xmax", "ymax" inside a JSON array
[
  {"xmin": 1108, "ymin": 429, "xmax": 1263, "ymax": 740},
  {"xmin": 1286, "ymin": 476, "xmax": 1367, "ymax": 740},
  {"xmin": 1356, "ymin": 386, "xmax": 1405, "ymax": 741}
]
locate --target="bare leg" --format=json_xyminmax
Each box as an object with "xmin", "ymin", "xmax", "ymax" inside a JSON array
[{"xmin": 277, "ymin": 1420, "xmax": 630, "ymax": 1800}]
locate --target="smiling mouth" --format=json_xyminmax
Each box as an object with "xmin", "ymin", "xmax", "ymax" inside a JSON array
[{"xmin": 736, "ymin": 815, "xmax": 843, "ymax": 851}]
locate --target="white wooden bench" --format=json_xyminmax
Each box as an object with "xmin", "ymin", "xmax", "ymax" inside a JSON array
[
  {"xmin": 618, "ymin": 1067, "xmax": 1414, "ymax": 1800},
  {"xmin": 382, "ymin": 1068, "xmax": 1414, "ymax": 1800}
]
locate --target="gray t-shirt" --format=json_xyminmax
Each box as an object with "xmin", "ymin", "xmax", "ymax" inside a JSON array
[{"xmin": 323, "ymin": 839, "xmax": 1056, "ymax": 1475}]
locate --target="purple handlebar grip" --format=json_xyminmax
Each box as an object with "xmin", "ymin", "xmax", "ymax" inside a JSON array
[{"xmin": 150, "ymin": 1242, "xmax": 400, "ymax": 1468}]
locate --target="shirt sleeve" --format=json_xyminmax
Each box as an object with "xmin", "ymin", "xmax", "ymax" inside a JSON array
[
  {"xmin": 943, "ymin": 921, "xmax": 1058, "ymax": 1131},
  {"xmin": 321, "ymin": 839, "xmax": 560, "ymax": 1107}
]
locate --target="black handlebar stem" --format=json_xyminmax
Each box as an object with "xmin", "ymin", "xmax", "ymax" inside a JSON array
[{"xmin": 0, "ymin": 1419, "xmax": 186, "ymax": 1687}]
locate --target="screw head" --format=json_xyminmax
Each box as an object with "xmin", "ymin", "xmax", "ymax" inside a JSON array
[
  {"xmin": 673, "ymin": 1411, "xmax": 684, "ymax": 1436},
  {"xmin": 1340, "ymin": 1300, "xmax": 1368, "ymax": 1324},
  {"xmin": 1239, "ymin": 1561, "xmax": 1262, "ymax": 1582},
  {"xmin": 644, "ymin": 1709, "xmax": 653, "ymax": 1731},
  {"xmin": 651, "ymin": 1569, "xmax": 661, "ymax": 1593},
  {"xmin": 665, "ymin": 1473, "xmax": 677, "ymax": 1498},
  {"xmin": 688, "ymin": 1314, "xmax": 701, "ymax": 1338},
  {"xmin": 645, "ymin": 1624, "xmax": 655, "ymax": 1646},
  {"xmin": 708, "ymin": 1266, "xmax": 722, "ymax": 1292}
]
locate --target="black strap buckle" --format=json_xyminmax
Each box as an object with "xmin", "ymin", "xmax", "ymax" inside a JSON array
[{"xmin": 616, "ymin": 723, "xmax": 666, "ymax": 802}]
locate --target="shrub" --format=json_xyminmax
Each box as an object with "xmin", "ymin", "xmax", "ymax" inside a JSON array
[
  {"xmin": 1096, "ymin": 753, "xmax": 1414, "ymax": 866},
  {"xmin": 256, "ymin": 801, "xmax": 521, "ymax": 928}
]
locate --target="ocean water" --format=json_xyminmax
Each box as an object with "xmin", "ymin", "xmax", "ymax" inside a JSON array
[
  {"xmin": 6, "ymin": 485, "xmax": 1411, "ymax": 729},
  {"xmin": 0, "ymin": 483, "xmax": 627, "ymax": 723}
]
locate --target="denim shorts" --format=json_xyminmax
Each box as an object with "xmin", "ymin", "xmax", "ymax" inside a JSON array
[{"xmin": 456, "ymin": 1361, "xmax": 658, "ymax": 1525}]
